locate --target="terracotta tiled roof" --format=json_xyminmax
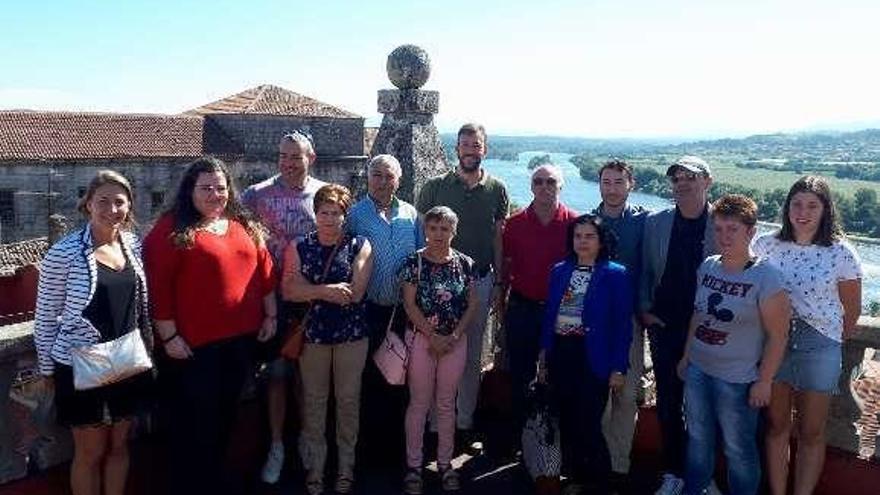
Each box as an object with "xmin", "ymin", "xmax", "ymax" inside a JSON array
[
  {"xmin": 0, "ymin": 112, "xmax": 211, "ymax": 161},
  {"xmin": 0, "ymin": 237, "xmax": 47, "ymax": 276},
  {"xmin": 186, "ymin": 84, "xmax": 360, "ymax": 118}
]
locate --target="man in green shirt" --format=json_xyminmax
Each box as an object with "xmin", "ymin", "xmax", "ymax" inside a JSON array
[{"xmin": 416, "ymin": 123, "xmax": 509, "ymax": 440}]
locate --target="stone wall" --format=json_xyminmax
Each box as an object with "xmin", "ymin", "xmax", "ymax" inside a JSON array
[
  {"xmin": 207, "ymin": 115, "xmax": 365, "ymax": 158},
  {"xmin": 828, "ymin": 317, "xmax": 880, "ymax": 458},
  {"xmin": 0, "ymin": 155, "xmax": 366, "ymax": 242}
]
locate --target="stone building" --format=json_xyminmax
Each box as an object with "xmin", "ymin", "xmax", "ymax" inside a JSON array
[
  {"xmin": 0, "ymin": 237, "xmax": 46, "ymax": 325},
  {"xmin": 0, "ymin": 84, "xmax": 368, "ymax": 242}
]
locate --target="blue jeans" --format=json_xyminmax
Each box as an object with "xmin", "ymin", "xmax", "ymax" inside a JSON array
[
  {"xmin": 684, "ymin": 364, "xmax": 760, "ymax": 495},
  {"xmin": 775, "ymin": 318, "xmax": 841, "ymax": 394}
]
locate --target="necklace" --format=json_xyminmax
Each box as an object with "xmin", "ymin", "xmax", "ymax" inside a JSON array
[{"xmin": 200, "ymin": 218, "xmax": 228, "ymax": 234}]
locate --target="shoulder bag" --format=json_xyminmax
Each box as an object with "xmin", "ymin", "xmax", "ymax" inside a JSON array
[
  {"xmin": 71, "ymin": 328, "xmax": 153, "ymax": 391},
  {"xmin": 372, "ymin": 253, "xmax": 420, "ymax": 385},
  {"xmin": 280, "ymin": 238, "xmax": 342, "ymax": 361}
]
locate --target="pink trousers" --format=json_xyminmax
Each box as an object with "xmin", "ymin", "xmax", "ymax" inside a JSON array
[{"xmin": 405, "ymin": 331, "xmax": 467, "ymax": 469}]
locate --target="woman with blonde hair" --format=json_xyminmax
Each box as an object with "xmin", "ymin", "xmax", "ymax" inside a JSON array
[{"xmin": 34, "ymin": 169, "xmax": 153, "ymax": 495}]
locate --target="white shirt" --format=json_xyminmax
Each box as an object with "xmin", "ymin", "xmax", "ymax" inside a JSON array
[{"xmin": 752, "ymin": 233, "xmax": 862, "ymax": 342}]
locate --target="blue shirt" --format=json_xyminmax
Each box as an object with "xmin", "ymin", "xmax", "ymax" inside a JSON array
[
  {"xmin": 348, "ymin": 195, "xmax": 423, "ymax": 306},
  {"xmin": 593, "ymin": 202, "xmax": 648, "ymax": 310}
]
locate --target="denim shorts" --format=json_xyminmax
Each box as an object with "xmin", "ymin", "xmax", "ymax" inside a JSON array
[{"xmin": 775, "ymin": 319, "xmax": 841, "ymax": 394}]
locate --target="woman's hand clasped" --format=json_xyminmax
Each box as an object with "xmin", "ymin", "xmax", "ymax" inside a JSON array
[
  {"xmin": 428, "ymin": 332, "xmax": 457, "ymax": 356},
  {"xmin": 322, "ymin": 283, "xmax": 353, "ymax": 305}
]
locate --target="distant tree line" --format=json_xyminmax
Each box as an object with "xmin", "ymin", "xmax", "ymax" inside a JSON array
[
  {"xmin": 573, "ymin": 155, "xmax": 880, "ymax": 238},
  {"xmin": 528, "ymin": 154, "xmax": 553, "ymax": 169},
  {"xmin": 833, "ymin": 163, "xmax": 880, "ymax": 182},
  {"xmin": 735, "ymin": 160, "xmax": 880, "ymax": 182}
]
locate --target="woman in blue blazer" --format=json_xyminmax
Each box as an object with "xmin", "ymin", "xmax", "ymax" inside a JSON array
[{"xmin": 537, "ymin": 214, "xmax": 633, "ymax": 494}]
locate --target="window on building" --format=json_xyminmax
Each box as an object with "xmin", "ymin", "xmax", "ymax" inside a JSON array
[
  {"xmin": 151, "ymin": 191, "xmax": 165, "ymax": 213},
  {"xmin": 0, "ymin": 190, "xmax": 14, "ymax": 238}
]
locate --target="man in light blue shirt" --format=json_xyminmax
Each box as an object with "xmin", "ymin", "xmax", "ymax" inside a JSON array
[{"xmin": 348, "ymin": 154, "xmax": 423, "ymax": 467}]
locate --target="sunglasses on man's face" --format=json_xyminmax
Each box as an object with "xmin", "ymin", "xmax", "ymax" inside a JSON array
[
  {"xmin": 669, "ymin": 172, "xmax": 699, "ymax": 184},
  {"xmin": 532, "ymin": 177, "xmax": 558, "ymax": 186}
]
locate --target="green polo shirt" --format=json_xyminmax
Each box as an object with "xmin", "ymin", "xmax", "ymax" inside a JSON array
[{"xmin": 416, "ymin": 169, "xmax": 509, "ymax": 273}]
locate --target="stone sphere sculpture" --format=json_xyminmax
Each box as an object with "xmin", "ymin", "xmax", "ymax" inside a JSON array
[{"xmin": 387, "ymin": 45, "xmax": 431, "ymax": 89}]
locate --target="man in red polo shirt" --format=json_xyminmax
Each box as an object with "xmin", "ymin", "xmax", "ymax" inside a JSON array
[{"xmin": 498, "ymin": 163, "xmax": 578, "ymax": 447}]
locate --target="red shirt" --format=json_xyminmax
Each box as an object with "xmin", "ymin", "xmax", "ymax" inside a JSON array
[
  {"xmin": 144, "ymin": 215, "xmax": 276, "ymax": 348},
  {"xmin": 502, "ymin": 203, "xmax": 578, "ymax": 301}
]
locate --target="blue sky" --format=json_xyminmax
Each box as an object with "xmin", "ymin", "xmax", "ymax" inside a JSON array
[{"xmin": 2, "ymin": 0, "xmax": 879, "ymax": 138}]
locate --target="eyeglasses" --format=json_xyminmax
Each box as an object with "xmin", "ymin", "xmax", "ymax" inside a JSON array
[
  {"xmin": 669, "ymin": 173, "xmax": 699, "ymax": 184},
  {"xmin": 195, "ymin": 184, "xmax": 229, "ymax": 194},
  {"xmin": 532, "ymin": 177, "xmax": 558, "ymax": 186}
]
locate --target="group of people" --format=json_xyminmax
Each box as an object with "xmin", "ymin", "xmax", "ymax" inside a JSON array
[{"xmin": 32, "ymin": 122, "xmax": 863, "ymax": 495}]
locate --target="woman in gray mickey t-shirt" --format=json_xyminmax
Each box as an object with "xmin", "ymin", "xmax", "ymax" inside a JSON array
[{"xmin": 678, "ymin": 194, "xmax": 791, "ymax": 495}]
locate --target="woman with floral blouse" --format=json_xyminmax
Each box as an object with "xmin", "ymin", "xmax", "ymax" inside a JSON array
[{"xmin": 401, "ymin": 206, "xmax": 479, "ymax": 494}]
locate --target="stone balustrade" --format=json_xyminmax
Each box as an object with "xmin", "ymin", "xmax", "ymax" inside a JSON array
[
  {"xmin": 0, "ymin": 320, "xmax": 72, "ymax": 484},
  {"xmin": 2, "ymin": 316, "xmax": 877, "ymax": 484}
]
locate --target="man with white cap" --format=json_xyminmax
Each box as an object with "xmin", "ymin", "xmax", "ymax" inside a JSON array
[{"xmin": 640, "ymin": 156, "xmax": 717, "ymax": 495}]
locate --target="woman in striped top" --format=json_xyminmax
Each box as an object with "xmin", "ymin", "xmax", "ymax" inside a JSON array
[{"xmin": 33, "ymin": 170, "xmax": 153, "ymax": 495}]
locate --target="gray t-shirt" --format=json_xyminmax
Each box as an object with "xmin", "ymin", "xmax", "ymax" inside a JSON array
[{"xmin": 689, "ymin": 256, "xmax": 784, "ymax": 383}]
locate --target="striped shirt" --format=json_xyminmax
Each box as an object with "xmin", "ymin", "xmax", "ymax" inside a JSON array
[
  {"xmin": 33, "ymin": 226, "xmax": 152, "ymax": 376},
  {"xmin": 348, "ymin": 195, "xmax": 423, "ymax": 306}
]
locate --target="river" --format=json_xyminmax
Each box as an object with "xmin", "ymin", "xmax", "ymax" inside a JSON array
[{"xmin": 481, "ymin": 152, "xmax": 880, "ymax": 313}]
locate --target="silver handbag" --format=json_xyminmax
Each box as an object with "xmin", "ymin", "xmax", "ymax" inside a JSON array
[{"xmin": 70, "ymin": 329, "xmax": 153, "ymax": 391}]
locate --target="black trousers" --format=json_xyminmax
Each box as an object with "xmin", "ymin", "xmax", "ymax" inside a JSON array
[
  {"xmin": 647, "ymin": 323, "xmax": 688, "ymax": 477},
  {"xmin": 504, "ymin": 292, "xmax": 544, "ymax": 437},
  {"xmin": 549, "ymin": 335, "xmax": 611, "ymax": 493},
  {"xmin": 162, "ymin": 335, "xmax": 254, "ymax": 495}
]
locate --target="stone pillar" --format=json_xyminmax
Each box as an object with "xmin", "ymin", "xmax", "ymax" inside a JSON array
[
  {"xmin": 371, "ymin": 45, "xmax": 449, "ymax": 204},
  {"xmin": 828, "ymin": 317, "xmax": 880, "ymax": 460},
  {"xmin": 48, "ymin": 214, "xmax": 68, "ymax": 245}
]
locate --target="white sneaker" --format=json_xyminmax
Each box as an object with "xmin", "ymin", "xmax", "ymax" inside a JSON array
[
  {"xmin": 261, "ymin": 442, "xmax": 285, "ymax": 484},
  {"xmin": 654, "ymin": 473, "xmax": 684, "ymax": 495},
  {"xmin": 706, "ymin": 479, "xmax": 724, "ymax": 495}
]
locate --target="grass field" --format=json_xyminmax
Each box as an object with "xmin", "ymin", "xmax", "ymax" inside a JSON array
[{"xmin": 629, "ymin": 154, "xmax": 880, "ymax": 197}]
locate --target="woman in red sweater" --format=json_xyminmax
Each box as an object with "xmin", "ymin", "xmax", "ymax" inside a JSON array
[{"xmin": 144, "ymin": 157, "xmax": 276, "ymax": 495}]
